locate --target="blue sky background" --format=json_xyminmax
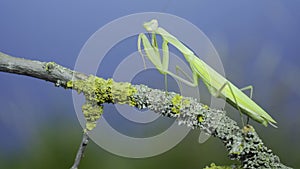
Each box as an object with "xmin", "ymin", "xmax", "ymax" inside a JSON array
[{"xmin": 0, "ymin": 1, "xmax": 299, "ymax": 168}]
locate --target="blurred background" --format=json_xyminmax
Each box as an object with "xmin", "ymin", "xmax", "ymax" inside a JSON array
[{"xmin": 0, "ymin": 1, "xmax": 299, "ymax": 168}]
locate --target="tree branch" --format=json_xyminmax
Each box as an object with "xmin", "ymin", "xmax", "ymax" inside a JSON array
[
  {"xmin": 0, "ymin": 51, "xmax": 292, "ymax": 169},
  {"xmin": 0, "ymin": 51, "xmax": 87, "ymax": 85}
]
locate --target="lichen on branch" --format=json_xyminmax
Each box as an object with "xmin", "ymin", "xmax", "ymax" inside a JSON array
[
  {"xmin": 66, "ymin": 75, "xmax": 137, "ymax": 131},
  {"xmin": 0, "ymin": 51, "xmax": 293, "ymax": 169},
  {"xmin": 66, "ymin": 75, "xmax": 292, "ymax": 169}
]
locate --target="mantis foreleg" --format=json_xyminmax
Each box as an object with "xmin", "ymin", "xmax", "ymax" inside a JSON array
[
  {"xmin": 138, "ymin": 33, "xmax": 172, "ymax": 93},
  {"xmin": 162, "ymin": 38, "xmax": 170, "ymax": 92},
  {"xmin": 137, "ymin": 34, "xmax": 148, "ymax": 69}
]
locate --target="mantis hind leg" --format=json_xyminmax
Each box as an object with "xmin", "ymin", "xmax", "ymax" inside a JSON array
[
  {"xmin": 216, "ymin": 82, "xmax": 245, "ymax": 126},
  {"xmin": 240, "ymin": 85, "xmax": 253, "ymax": 124},
  {"xmin": 240, "ymin": 85, "xmax": 253, "ymax": 99}
]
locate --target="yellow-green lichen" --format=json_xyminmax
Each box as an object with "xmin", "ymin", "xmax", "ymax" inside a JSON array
[
  {"xmin": 66, "ymin": 81, "xmax": 73, "ymax": 88},
  {"xmin": 203, "ymin": 163, "xmax": 240, "ymax": 169},
  {"xmin": 202, "ymin": 104, "xmax": 209, "ymax": 110},
  {"xmin": 198, "ymin": 115, "xmax": 205, "ymax": 123},
  {"xmin": 67, "ymin": 75, "xmax": 137, "ymax": 131},
  {"xmin": 171, "ymin": 94, "xmax": 183, "ymax": 114},
  {"xmin": 112, "ymin": 81, "xmax": 137, "ymax": 106},
  {"xmin": 44, "ymin": 62, "xmax": 56, "ymax": 73},
  {"xmin": 171, "ymin": 94, "xmax": 190, "ymax": 114},
  {"xmin": 242, "ymin": 124, "xmax": 255, "ymax": 134},
  {"xmin": 82, "ymin": 103, "xmax": 103, "ymax": 131},
  {"xmin": 182, "ymin": 98, "xmax": 190, "ymax": 106},
  {"xmin": 230, "ymin": 142, "xmax": 244, "ymax": 155}
]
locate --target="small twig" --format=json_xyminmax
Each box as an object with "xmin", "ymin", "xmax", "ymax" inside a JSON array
[{"xmin": 70, "ymin": 133, "xmax": 90, "ymax": 169}]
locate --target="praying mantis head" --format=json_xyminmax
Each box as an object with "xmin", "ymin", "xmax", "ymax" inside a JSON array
[{"xmin": 143, "ymin": 19, "xmax": 159, "ymax": 32}]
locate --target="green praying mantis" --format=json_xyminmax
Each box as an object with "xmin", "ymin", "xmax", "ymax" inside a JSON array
[{"xmin": 138, "ymin": 19, "xmax": 277, "ymax": 128}]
